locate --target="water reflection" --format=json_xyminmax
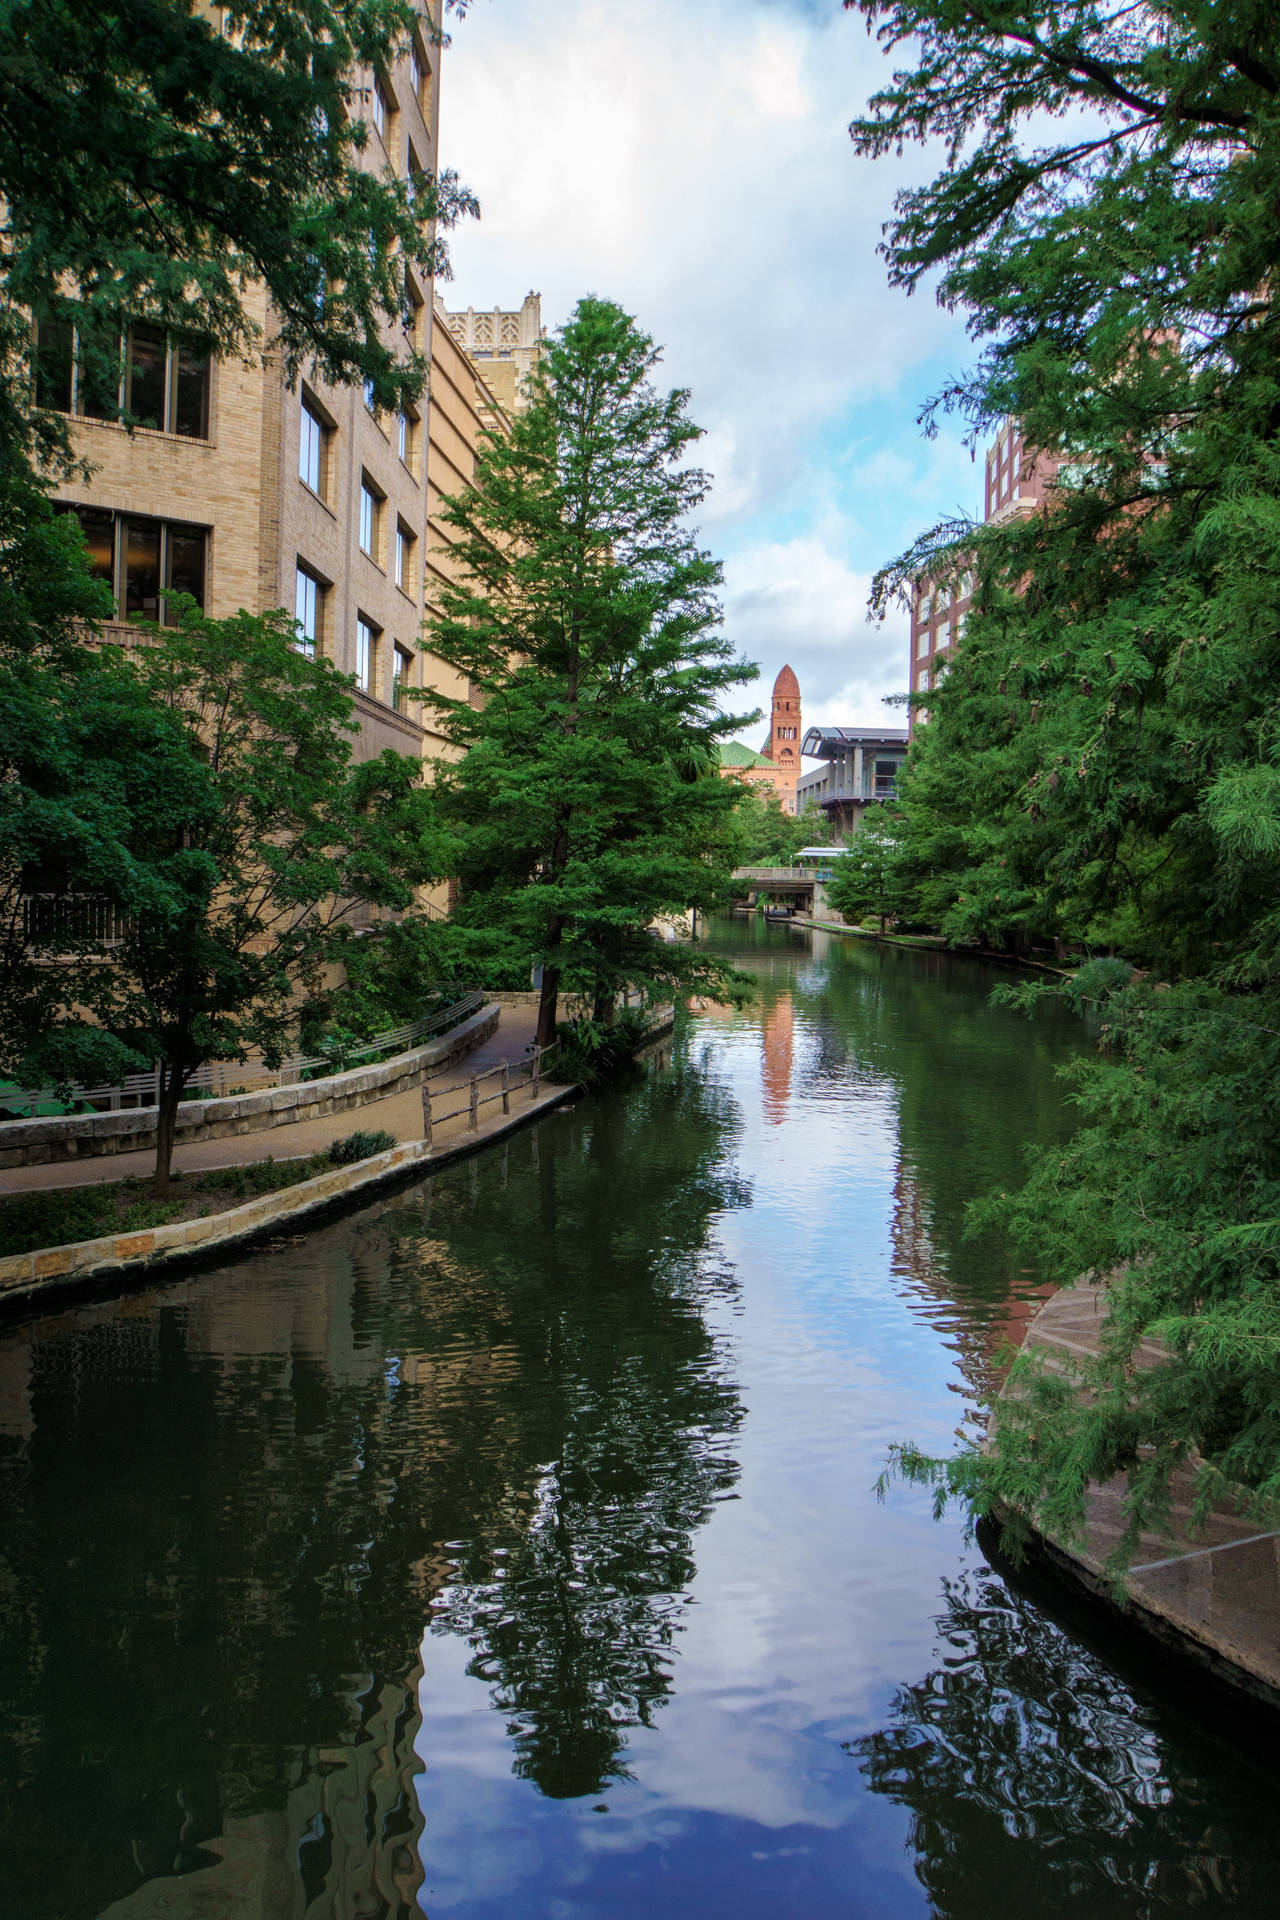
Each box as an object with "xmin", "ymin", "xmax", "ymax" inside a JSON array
[
  {"xmin": 0, "ymin": 1055, "xmax": 747, "ymax": 1916},
  {"xmin": 4, "ymin": 925, "xmax": 1280, "ymax": 1920},
  {"xmin": 851, "ymin": 1563, "xmax": 1280, "ymax": 1916},
  {"xmin": 760, "ymin": 991, "xmax": 794, "ymax": 1123}
]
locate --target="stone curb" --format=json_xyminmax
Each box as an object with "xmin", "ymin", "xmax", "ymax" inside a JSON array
[
  {"xmin": 996, "ymin": 1284, "xmax": 1280, "ymax": 1715},
  {"xmin": 0, "ymin": 1081, "xmax": 578, "ymax": 1318},
  {"xmin": 0, "ymin": 1005, "xmax": 499, "ymax": 1169}
]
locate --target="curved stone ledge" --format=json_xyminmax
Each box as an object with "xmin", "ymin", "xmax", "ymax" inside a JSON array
[
  {"xmin": 0, "ymin": 1005, "xmax": 499, "ymax": 1170},
  {"xmin": 0, "ymin": 1077, "xmax": 577, "ymax": 1316},
  {"xmin": 1004, "ymin": 1284, "xmax": 1280, "ymax": 1714}
]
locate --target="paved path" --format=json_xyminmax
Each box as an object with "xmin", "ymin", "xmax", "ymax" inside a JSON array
[
  {"xmin": 1011, "ymin": 1284, "xmax": 1280, "ymax": 1707},
  {"xmin": 0, "ymin": 1004, "xmax": 543, "ymax": 1194}
]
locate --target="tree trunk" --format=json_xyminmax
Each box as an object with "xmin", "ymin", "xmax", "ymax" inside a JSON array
[
  {"xmin": 591, "ymin": 984, "xmax": 617, "ymax": 1026},
  {"xmin": 152, "ymin": 1060, "xmax": 185, "ymax": 1197},
  {"xmin": 535, "ymin": 965, "xmax": 561, "ymax": 1049}
]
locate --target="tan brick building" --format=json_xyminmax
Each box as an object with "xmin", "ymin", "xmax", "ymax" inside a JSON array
[
  {"xmin": 438, "ymin": 292, "xmax": 546, "ymax": 423},
  {"xmin": 40, "ymin": 8, "xmax": 515, "ymax": 809}
]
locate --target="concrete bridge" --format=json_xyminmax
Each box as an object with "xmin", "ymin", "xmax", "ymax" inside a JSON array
[{"xmin": 730, "ymin": 866, "xmax": 817, "ymax": 913}]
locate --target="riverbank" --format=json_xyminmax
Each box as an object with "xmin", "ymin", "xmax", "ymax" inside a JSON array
[
  {"xmin": 792, "ymin": 914, "xmax": 1070, "ymax": 975},
  {"xmin": 0, "ymin": 1001, "xmax": 676, "ymax": 1316},
  {"xmin": 1003, "ymin": 1284, "xmax": 1280, "ymax": 1712}
]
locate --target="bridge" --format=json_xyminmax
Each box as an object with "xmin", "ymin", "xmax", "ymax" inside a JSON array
[{"xmin": 730, "ymin": 866, "xmax": 817, "ymax": 913}]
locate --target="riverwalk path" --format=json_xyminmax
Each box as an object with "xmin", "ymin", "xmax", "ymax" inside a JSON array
[
  {"xmin": 1014, "ymin": 1284, "xmax": 1280, "ymax": 1709},
  {"xmin": 0, "ymin": 1003, "xmax": 542, "ymax": 1196}
]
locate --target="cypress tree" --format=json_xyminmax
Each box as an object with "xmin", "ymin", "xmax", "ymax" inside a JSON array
[{"xmin": 426, "ymin": 297, "xmax": 756, "ymax": 1048}]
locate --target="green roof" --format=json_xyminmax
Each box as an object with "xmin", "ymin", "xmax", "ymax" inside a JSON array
[{"xmin": 718, "ymin": 741, "xmax": 772, "ymax": 768}]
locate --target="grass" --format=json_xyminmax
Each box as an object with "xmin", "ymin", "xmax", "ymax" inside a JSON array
[{"xmin": 0, "ymin": 1129, "xmax": 399, "ymax": 1258}]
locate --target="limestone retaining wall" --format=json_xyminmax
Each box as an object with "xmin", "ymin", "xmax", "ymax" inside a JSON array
[{"xmin": 0, "ymin": 1004, "xmax": 499, "ymax": 1170}]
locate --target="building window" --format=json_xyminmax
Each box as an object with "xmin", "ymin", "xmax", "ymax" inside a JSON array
[
  {"xmin": 33, "ymin": 313, "xmax": 74, "ymax": 412},
  {"xmin": 369, "ymin": 74, "xmax": 391, "ymax": 140},
  {"xmin": 873, "ymin": 759, "xmax": 900, "ymax": 797},
  {"xmin": 359, "ymin": 478, "xmax": 382, "ymax": 560},
  {"xmin": 125, "ymin": 322, "xmax": 167, "ymax": 430},
  {"xmin": 171, "ymin": 339, "xmax": 210, "ymax": 438},
  {"xmin": 403, "ymin": 278, "xmax": 425, "ymax": 353},
  {"xmin": 396, "ymin": 407, "xmax": 419, "ymax": 472},
  {"xmin": 395, "ymin": 521, "xmax": 416, "ymax": 595},
  {"xmin": 363, "ymin": 376, "xmax": 377, "ymax": 414},
  {"xmin": 392, "ymin": 643, "xmax": 413, "ymax": 710},
  {"xmin": 295, "ymin": 564, "xmax": 323, "ymax": 656},
  {"xmin": 299, "ymin": 396, "xmax": 331, "ymax": 496},
  {"xmin": 60, "ymin": 505, "xmax": 206, "ymax": 623},
  {"xmin": 410, "ymin": 40, "xmax": 429, "ymax": 108},
  {"xmin": 355, "ymin": 615, "xmax": 378, "ymax": 693},
  {"xmin": 36, "ymin": 315, "xmax": 209, "ymax": 438}
]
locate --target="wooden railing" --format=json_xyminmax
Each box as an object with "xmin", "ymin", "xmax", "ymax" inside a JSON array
[{"xmin": 419, "ymin": 1041, "xmax": 560, "ymax": 1144}]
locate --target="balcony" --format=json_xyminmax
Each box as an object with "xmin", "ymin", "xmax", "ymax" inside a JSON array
[{"xmin": 21, "ymin": 893, "xmax": 128, "ymax": 951}]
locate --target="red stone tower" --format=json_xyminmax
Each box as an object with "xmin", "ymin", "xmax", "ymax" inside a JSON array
[{"xmin": 761, "ymin": 663, "xmax": 802, "ymax": 811}]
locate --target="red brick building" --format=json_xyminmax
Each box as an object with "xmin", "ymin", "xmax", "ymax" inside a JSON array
[
  {"xmin": 909, "ymin": 422, "xmax": 1063, "ymax": 731},
  {"xmin": 717, "ymin": 663, "xmax": 804, "ymax": 813}
]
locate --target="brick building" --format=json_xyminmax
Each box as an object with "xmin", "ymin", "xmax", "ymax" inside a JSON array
[
  {"xmin": 39, "ymin": 5, "xmax": 517, "ymax": 829},
  {"xmin": 908, "ymin": 421, "xmax": 1063, "ymax": 729},
  {"xmin": 717, "ymin": 664, "xmax": 804, "ymax": 813},
  {"xmin": 439, "ymin": 293, "xmax": 546, "ymax": 423}
]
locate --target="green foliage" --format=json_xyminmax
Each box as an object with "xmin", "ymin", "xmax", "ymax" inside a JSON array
[
  {"xmin": 823, "ymin": 812, "xmax": 908, "ymax": 932},
  {"xmin": 317, "ymin": 916, "xmax": 453, "ymax": 1043},
  {"xmin": 20, "ymin": 604, "xmax": 445, "ymax": 1194},
  {"xmin": 728, "ymin": 789, "xmax": 829, "ymax": 867},
  {"xmin": 0, "ymin": 1180, "xmax": 182, "ymax": 1258},
  {"xmin": 2, "ymin": 0, "xmax": 475, "ymax": 471},
  {"xmin": 425, "ymin": 296, "xmax": 757, "ymax": 1045},
  {"xmin": 848, "ymin": 0, "xmax": 1280, "ymax": 1541},
  {"xmin": 327, "ymin": 1128, "xmax": 397, "ymax": 1165},
  {"xmin": 547, "ymin": 1009, "xmax": 656, "ymax": 1090}
]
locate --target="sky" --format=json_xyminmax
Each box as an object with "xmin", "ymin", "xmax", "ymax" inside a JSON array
[{"xmin": 436, "ymin": 0, "xmax": 982, "ymax": 740}]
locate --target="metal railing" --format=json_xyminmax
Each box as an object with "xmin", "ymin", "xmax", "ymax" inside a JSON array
[
  {"xmin": 419, "ymin": 1041, "xmax": 560, "ymax": 1144},
  {"xmin": 20, "ymin": 893, "xmax": 129, "ymax": 950},
  {"xmin": 0, "ymin": 990, "xmax": 485, "ymax": 1121}
]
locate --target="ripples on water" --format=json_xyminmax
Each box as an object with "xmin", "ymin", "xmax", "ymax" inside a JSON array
[{"xmin": 1, "ymin": 922, "xmax": 1278, "ymax": 1918}]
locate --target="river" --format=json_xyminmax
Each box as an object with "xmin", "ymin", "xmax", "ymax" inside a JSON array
[{"xmin": 2, "ymin": 920, "xmax": 1278, "ymax": 1918}]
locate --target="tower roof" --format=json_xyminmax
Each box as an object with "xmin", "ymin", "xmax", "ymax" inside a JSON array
[{"xmin": 772, "ymin": 663, "xmax": 800, "ymax": 698}]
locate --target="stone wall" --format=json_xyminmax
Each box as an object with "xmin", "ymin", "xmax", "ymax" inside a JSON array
[{"xmin": 0, "ymin": 1004, "xmax": 498, "ymax": 1170}]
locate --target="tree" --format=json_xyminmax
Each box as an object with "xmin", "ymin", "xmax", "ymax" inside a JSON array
[
  {"xmin": 823, "ymin": 811, "xmax": 907, "ymax": 933},
  {"xmin": 425, "ymin": 297, "xmax": 757, "ymax": 1049},
  {"xmin": 728, "ymin": 787, "xmax": 829, "ymax": 867},
  {"xmin": 38, "ymin": 605, "xmax": 445, "ymax": 1195},
  {"xmin": 2, "ymin": 0, "xmax": 475, "ymax": 458},
  {"xmin": 847, "ymin": 2, "xmax": 1280, "ymax": 1548},
  {"xmin": 0, "ymin": 0, "xmax": 475, "ymax": 1090}
]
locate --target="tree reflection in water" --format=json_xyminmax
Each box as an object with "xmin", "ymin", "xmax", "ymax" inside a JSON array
[
  {"xmin": 851, "ymin": 1563, "xmax": 1280, "ymax": 1916},
  {"xmin": 419, "ymin": 1052, "xmax": 748, "ymax": 1799},
  {"xmin": 0, "ymin": 1047, "xmax": 748, "ymax": 1915}
]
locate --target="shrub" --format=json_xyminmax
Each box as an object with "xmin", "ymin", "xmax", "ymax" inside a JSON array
[
  {"xmin": 548, "ymin": 1010, "xmax": 653, "ymax": 1089},
  {"xmin": 327, "ymin": 1129, "xmax": 396, "ymax": 1166}
]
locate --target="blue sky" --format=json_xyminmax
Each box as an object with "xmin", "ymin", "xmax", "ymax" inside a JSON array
[{"xmin": 438, "ymin": 0, "xmax": 981, "ymax": 732}]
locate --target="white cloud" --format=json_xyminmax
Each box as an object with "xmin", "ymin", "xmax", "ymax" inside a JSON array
[
  {"xmin": 439, "ymin": 0, "xmax": 968, "ymax": 531},
  {"xmin": 438, "ymin": 0, "xmax": 972, "ymax": 726},
  {"xmin": 723, "ymin": 534, "xmax": 909, "ymax": 730}
]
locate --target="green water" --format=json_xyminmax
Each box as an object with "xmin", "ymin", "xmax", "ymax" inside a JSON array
[{"xmin": 2, "ymin": 921, "xmax": 1278, "ymax": 1918}]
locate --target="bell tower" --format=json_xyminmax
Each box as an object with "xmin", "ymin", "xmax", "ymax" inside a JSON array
[
  {"xmin": 768, "ymin": 663, "xmax": 801, "ymax": 765},
  {"xmin": 759, "ymin": 662, "xmax": 802, "ymax": 812}
]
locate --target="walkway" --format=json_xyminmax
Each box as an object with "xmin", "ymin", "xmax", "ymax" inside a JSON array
[
  {"xmin": 1012, "ymin": 1284, "xmax": 1280, "ymax": 1707},
  {"xmin": 0, "ymin": 1003, "xmax": 542, "ymax": 1195}
]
